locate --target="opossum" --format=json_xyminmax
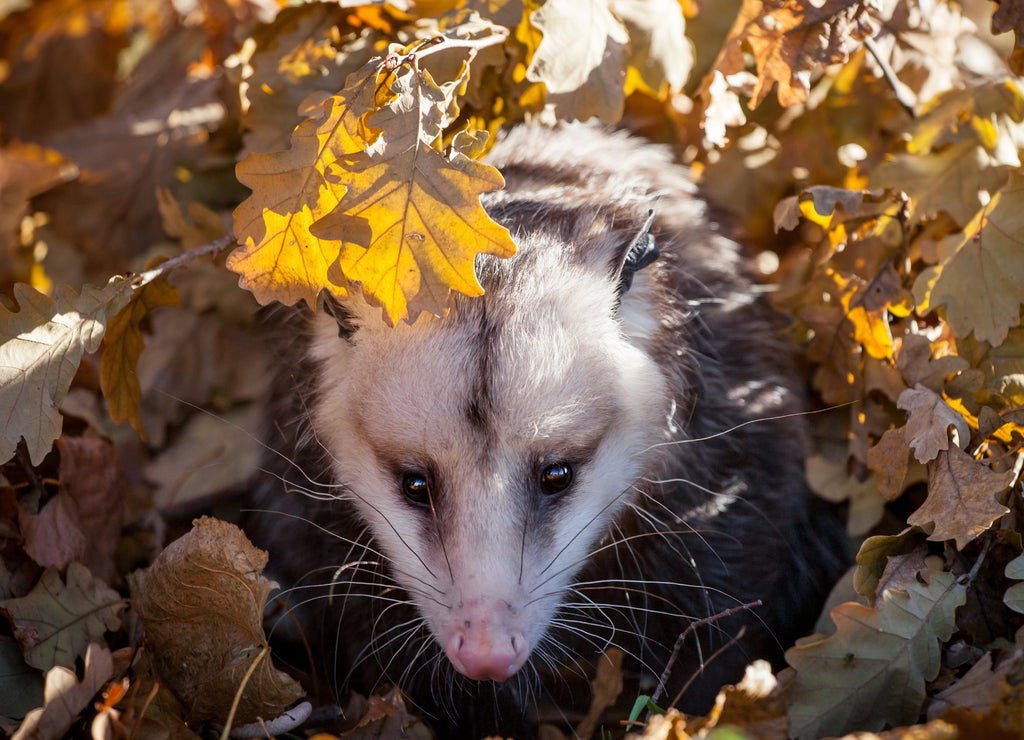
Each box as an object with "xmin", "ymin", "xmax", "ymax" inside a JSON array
[{"xmin": 249, "ymin": 123, "xmax": 846, "ymax": 738}]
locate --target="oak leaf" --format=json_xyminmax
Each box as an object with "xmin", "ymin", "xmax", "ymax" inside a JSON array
[
  {"xmin": 907, "ymin": 445, "xmax": 1012, "ymax": 550},
  {"xmin": 229, "ymin": 59, "xmax": 380, "ymax": 308},
  {"xmin": 128, "ymin": 517, "xmax": 303, "ymax": 725},
  {"xmin": 0, "ymin": 141, "xmax": 77, "ymax": 255},
  {"xmin": 869, "ymin": 143, "xmax": 1010, "ymax": 228},
  {"xmin": 0, "ymin": 562, "xmax": 124, "ymax": 672},
  {"xmin": 913, "ymin": 173, "xmax": 1024, "ymax": 346},
  {"xmin": 806, "ymin": 453, "xmax": 884, "ymax": 535},
  {"xmin": 896, "ymin": 385, "xmax": 970, "ymax": 464},
  {"xmin": 313, "ymin": 66, "xmax": 516, "ymax": 324},
  {"xmin": 701, "ymin": 0, "xmax": 877, "ymax": 110},
  {"xmin": 0, "ymin": 634, "xmax": 44, "ymax": 723},
  {"xmin": 786, "ymin": 572, "xmax": 967, "ymax": 740},
  {"xmin": 0, "ymin": 278, "xmax": 132, "ymax": 465},
  {"xmin": 927, "ymin": 652, "xmax": 1021, "ymax": 721},
  {"xmin": 1004, "ymin": 552, "xmax": 1024, "ymax": 614},
  {"xmin": 525, "ymin": 0, "xmax": 629, "ymax": 122},
  {"xmin": 866, "ymin": 425, "xmax": 911, "ymax": 501},
  {"xmin": 853, "ymin": 527, "xmax": 927, "ymax": 604}
]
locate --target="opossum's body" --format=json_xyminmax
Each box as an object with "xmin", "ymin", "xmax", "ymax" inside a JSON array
[{"xmin": 251, "ymin": 124, "xmax": 845, "ymax": 737}]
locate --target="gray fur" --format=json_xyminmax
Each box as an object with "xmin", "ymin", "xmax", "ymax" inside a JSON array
[{"xmin": 247, "ymin": 123, "xmax": 846, "ymax": 738}]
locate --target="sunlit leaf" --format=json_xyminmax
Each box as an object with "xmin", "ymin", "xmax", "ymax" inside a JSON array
[
  {"xmin": 525, "ymin": 0, "xmax": 629, "ymax": 122},
  {"xmin": 229, "ymin": 59, "xmax": 380, "ymax": 308},
  {"xmin": 913, "ymin": 174, "xmax": 1024, "ymax": 346},
  {"xmin": 0, "ymin": 278, "xmax": 132, "ymax": 465},
  {"xmin": 313, "ymin": 66, "xmax": 516, "ymax": 325}
]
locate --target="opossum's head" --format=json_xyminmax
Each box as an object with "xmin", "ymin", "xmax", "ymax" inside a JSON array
[{"xmin": 306, "ymin": 218, "xmax": 667, "ymax": 683}]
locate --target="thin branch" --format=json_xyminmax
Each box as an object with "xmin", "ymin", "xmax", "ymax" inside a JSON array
[
  {"xmin": 134, "ymin": 234, "xmax": 236, "ymax": 289},
  {"xmin": 863, "ymin": 36, "xmax": 916, "ymax": 119}
]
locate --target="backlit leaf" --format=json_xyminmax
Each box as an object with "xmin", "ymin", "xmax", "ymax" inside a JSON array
[
  {"xmin": 525, "ymin": 0, "xmax": 629, "ymax": 122},
  {"xmin": 906, "ymin": 445, "xmax": 1013, "ymax": 550},
  {"xmin": 229, "ymin": 59, "xmax": 380, "ymax": 308},
  {"xmin": 313, "ymin": 65, "xmax": 516, "ymax": 324},
  {"xmin": 913, "ymin": 173, "xmax": 1024, "ymax": 346},
  {"xmin": 611, "ymin": 0, "xmax": 693, "ymax": 98},
  {"xmin": 701, "ymin": 0, "xmax": 876, "ymax": 110},
  {"xmin": 0, "ymin": 563, "xmax": 124, "ymax": 672},
  {"xmin": 100, "ymin": 270, "xmax": 181, "ymax": 437},
  {"xmin": 992, "ymin": 0, "xmax": 1024, "ymax": 74},
  {"xmin": 786, "ymin": 572, "xmax": 967, "ymax": 739},
  {"xmin": 0, "ymin": 277, "xmax": 132, "ymax": 465}
]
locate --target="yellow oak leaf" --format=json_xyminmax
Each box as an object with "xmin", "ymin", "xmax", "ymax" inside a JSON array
[
  {"xmin": 100, "ymin": 270, "xmax": 181, "ymax": 437},
  {"xmin": 611, "ymin": 0, "xmax": 692, "ymax": 98},
  {"xmin": 906, "ymin": 445, "xmax": 1013, "ymax": 550},
  {"xmin": 313, "ymin": 66, "xmax": 516, "ymax": 325},
  {"xmin": 229, "ymin": 59, "xmax": 381, "ymax": 308},
  {"xmin": 525, "ymin": 0, "xmax": 629, "ymax": 122},
  {"xmin": 913, "ymin": 173, "xmax": 1024, "ymax": 346}
]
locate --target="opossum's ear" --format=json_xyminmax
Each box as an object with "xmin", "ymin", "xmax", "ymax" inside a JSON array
[
  {"xmin": 614, "ymin": 210, "xmax": 658, "ymax": 295},
  {"xmin": 321, "ymin": 293, "xmax": 356, "ymax": 340}
]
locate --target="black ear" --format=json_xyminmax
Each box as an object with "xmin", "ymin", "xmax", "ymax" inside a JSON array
[
  {"xmin": 615, "ymin": 210, "xmax": 658, "ymax": 295},
  {"xmin": 321, "ymin": 293, "xmax": 356, "ymax": 340}
]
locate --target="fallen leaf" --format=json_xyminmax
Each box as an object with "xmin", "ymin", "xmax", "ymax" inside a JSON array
[
  {"xmin": 0, "ymin": 141, "xmax": 78, "ymax": 257},
  {"xmin": 0, "ymin": 278, "xmax": 132, "ymax": 465},
  {"xmin": 806, "ymin": 453, "xmax": 885, "ymax": 535},
  {"xmin": 229, "ymin": 59, "xmax": 380, "ymax": 308},
  {"xmin": 575, "ymin": 648, "xmax": 623, "ymax": 739},
  {"xmin": 0, "ymin": 563, "xmax": 124, "ymax": 672},
  {"xmin": 701, "ymin": 0, "xmax": 877, "ymax": 110},
  {"xmin": 525, "ymin": 0, "xmax": 629, "ymax": 122},
  {"xmin": 853, "ymin": 527, "xmax": 927, "ymax": 604},
  {"xmin": 786, "ymin": 572, "xmax": 967, "ymax": 740},
  {"xmin": 913, "ymin": 173, "xmax": 1024, "ymax": 346},
  {"xmin": 314, "ymin": 66, "xmax": 516, "ymax": 324},
  {"xmin": 100, "ymin": 269, "xmax": 182, "ymax": 437},
  {"xmin": 927, "ymin": 652, "xmax": 1021, "ymax": 721},
  {"xmin": 866, "ymin": 426, "xmax": 912, "ymax": 501},
  {"xmin": 128, "ymin": 517, "xmax": 304, "ymax": 725},
  {"xmin": 896, "ymin": 385, "xmax": 971, "ymax": 464},
  {"xmin": 906, "ymin": 446, "xmax": 1013, "ymax": 550},
  {"xmin": 895, "ymin": 334, "xmax": 969, "ymax": 392},
  {"xmin": 12, "ymin": 643, "xmax": 114, "ymax": 740}
]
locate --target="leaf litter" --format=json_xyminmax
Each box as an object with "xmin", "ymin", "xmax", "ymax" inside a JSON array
[{"xmin": 2, "ymin": 0, "xmax": 1024, "ymax": 738}]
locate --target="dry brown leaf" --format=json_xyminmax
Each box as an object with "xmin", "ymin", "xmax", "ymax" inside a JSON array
[
  {"xmin": 866, "ymin": 426, "xmax": 911, "ymax": 501},
  {"xmin": 927, "ymin": 652, "xmax": 1021, "ymax": 721},
  {"xmin": 128, "ymin": 517, "xmax": 303, "ymax": 725},
  {"xmin": 906, "ymin": 445, "xmax": 1013, "ymax": 550},
  {"xmin": 0, "ymin": 141, "xmax": 78, "ymax": 258},
  {"xmin": 19, "ymin": 437, "xmax": 126, "ymax": 583},
  {"xmin": 575, "ymin": 648, "xmax": 623, "ymax": 739},
  {"xmin": 701, "ymin": 0, "xmax": 878, "ymax": 110},
  {"xmin": 896, "ymin": 385, "xmax": 971, "ymax": 464}
]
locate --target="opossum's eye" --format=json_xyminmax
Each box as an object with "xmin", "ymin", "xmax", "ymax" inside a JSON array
[
  {"xmin": 402, "ymin": 472, "xmax": 432, "ymax": 507},
  {"xmin": 539, "ymin": 462, "xmax": 573, "ymax": 496}
]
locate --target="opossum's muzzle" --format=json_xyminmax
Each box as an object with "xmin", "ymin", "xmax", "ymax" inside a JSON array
[{"xmin": 442, "ymin": 598, "xmax": 531, "ymax": 682}]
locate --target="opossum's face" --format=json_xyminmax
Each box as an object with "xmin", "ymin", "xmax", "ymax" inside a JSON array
[{"xmin": 307, "ymin": 243, "xmax": 667, "ymax": 683}]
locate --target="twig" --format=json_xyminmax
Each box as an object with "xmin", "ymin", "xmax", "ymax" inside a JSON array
[
  {"xmin": 649, "ymin": 600, "xmax": 762, "ymax": 707},
  {"xmin": 219, "ymin": 644, "xmax": 268, "ymax": 740},
  {"xmin": 134, "ymin": 234, "xmax": 236, "ymax": 289},
  {"xmin": 863, "ymin": 36, "xmax": 916, "ymax": 119},
  {"xmin": 669, "ymin": 625, "xmax": 748, "ymax": 712}
]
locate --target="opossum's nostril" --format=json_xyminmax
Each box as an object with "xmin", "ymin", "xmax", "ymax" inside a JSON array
[{"xmin": 445, "ymin": 624, "xmax": 530, "ymax": 682}]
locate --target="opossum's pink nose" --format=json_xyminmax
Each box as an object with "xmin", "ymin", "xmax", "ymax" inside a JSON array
[{"xmin": 445, "ymin": 625, "xmax": 529, "ymax": 682}]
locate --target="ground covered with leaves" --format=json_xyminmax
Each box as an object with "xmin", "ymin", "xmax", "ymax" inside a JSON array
[{"xmin": 2, "ymin": 0, "xmax": 1024, "ymax": 738}]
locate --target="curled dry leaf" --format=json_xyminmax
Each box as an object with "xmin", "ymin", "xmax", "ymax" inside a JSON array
[
  {"xmin": 0, "ymin": 562, "xmax": 124, "ymax": 672},
  {"xmin": 128, "ymin": 517, "xmax": 303, "ymax": 726}
]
